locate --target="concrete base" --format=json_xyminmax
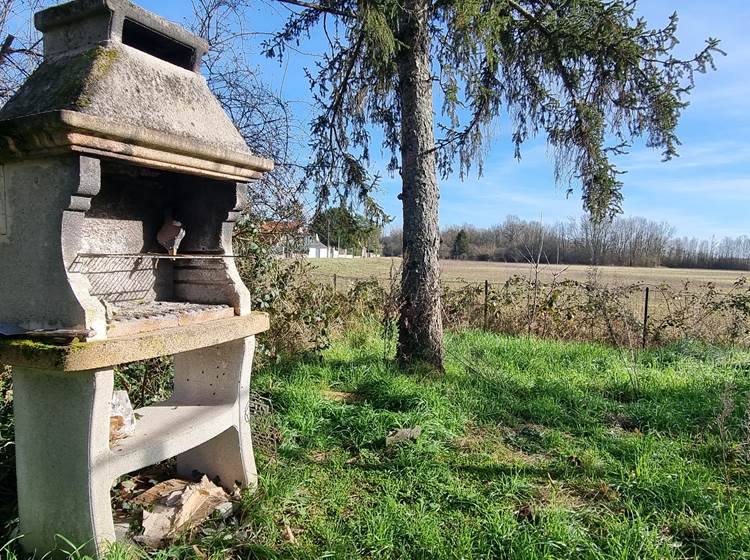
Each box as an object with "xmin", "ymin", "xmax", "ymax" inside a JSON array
[{"xmin": 12, "ymin": 336, "xmax": 258, "ymax": 558}]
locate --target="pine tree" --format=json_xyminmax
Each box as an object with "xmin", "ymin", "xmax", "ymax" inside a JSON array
[
  {"xmin": 452, "ymin": 229, "xmax": 470, "ymax": 259},
  {"xmin": 265, "ymin": 0, "xmax": 721, "ymax": 370}
]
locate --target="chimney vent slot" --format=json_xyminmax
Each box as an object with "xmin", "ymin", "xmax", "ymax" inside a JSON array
[{"xmin": 122, "ymin": 18, "xmax": 195, "ymax": 70}]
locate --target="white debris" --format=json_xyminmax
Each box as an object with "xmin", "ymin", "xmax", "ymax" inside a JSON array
[
  {"xmin": 133, "ymin": 476, "xmax": 233, "ymax": 548},
  {"xmin": 109, "ymin": 390, "xmax": 136, "ymax": 441}
]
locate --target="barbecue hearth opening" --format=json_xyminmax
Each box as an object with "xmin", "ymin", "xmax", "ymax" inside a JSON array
[{"xmin": 66, "ymin": 161, "xmax": 248, "ymax": 337}]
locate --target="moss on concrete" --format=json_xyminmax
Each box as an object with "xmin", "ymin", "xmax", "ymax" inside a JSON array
[
  {"xmin": 0, "ymin": 46, "xmax": 120, "ymax": 118},
  {"xmin": 0, "ymin": 338, "xmax": 59, "ymax": 352},
  {"xmin": 0, "ymin": 313, "xmax": 269, "ymax": 372},
  {"xmin": 0, "ymin": 338, "xmax": 66, "ymax": 369},
  {"xmin": 76, "ymin": 47, "xmax": 119, "ymax": 109}
]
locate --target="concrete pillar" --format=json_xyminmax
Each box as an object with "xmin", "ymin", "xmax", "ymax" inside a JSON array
[
  {"xmin": 172, "ymin": 336, "xmax": 257, "ymax": 489},
  {"xmin": 13, "ymin": 366, "xmax": 116, "ymax": 557}
]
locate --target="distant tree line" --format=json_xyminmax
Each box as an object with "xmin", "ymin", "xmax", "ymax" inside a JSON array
[{"xmin": 381, "ymin": 215, "xmax": 750, "ymax": 271}]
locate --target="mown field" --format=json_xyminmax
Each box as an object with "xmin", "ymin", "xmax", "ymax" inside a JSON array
[
  {"xmin": 4, "ymin": 327, "xmax": 750, "ymax": 559},
  {"xmin": 310, "ymin": 257, "xmax": 748, "ymax": 290}
]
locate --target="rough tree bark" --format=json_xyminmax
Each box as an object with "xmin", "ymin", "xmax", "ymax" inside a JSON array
[{"xmin": 396, "ymin": 0, "xmax": 444, "ymax": 369}]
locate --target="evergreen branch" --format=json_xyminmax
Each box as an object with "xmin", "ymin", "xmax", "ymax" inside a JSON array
[
  {"xmin": 275, "ymin": 0, "xmax": 354, "ymax": 19},
  {"xmin": 506, "ymin": 0, "xmax": 625, "ymax": 220},
  {"xmin": 329, "ymin": 22, "xmax": 367, "ymax": 120},
  {"xmin": 435, "ymin": 1, "xmax": 586, "ymax": 161},
  {"xmin": 506, "ymin": 0, "xmax": 577, "ymax": 94},
  {"xmin": 507, "ymin": 0, "xmax": 551, "ymax": 36},
  {"xmin": 506, "ymin": 2, "xmax": 577, "ymax": 90}
]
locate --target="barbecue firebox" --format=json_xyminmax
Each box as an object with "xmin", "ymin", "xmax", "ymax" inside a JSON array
[{"xmin": 0, "ymin": 0, "xmax": 273, "ymax": 556}]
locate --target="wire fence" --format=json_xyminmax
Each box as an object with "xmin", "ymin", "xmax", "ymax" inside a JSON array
[{"xmin": 309, "ymin": 271, "xmax": 750, "ymax": 349}]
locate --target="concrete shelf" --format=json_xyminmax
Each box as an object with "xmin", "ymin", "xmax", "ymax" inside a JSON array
[
  {"xmin": 0, "ymin": 311, "xmax": 269, "ymax": 371},
  {"xmin": 109, "ymin": 402, "xmax": 235, "ymax": 477}
]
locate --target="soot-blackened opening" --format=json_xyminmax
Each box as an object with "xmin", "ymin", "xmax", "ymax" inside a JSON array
[{"xmin": 122, "ymin": 18, "xmax": 195, "ymax": 69}]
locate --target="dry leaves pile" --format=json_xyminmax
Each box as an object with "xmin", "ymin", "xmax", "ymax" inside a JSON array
[{"xmin": 130, "ymin": 476, "xmax": 236, "ymax": 547}]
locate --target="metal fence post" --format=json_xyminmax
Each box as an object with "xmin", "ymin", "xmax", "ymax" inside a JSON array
[
  {"xmin": 642, "ymin": 286, "xmax": 650, "ymax": 348},
  {"xmin": 333, "ymin": 274, "xmax": 337, "ymax": 292},
  {"xmin": 484, "ymin": 279, "xmax": 489, "ymax": 330}
]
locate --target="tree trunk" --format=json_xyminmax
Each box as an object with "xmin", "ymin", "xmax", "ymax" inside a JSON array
[{"xmin": 396, "ymin": 0, "xmax": 443, "ymax": 370}]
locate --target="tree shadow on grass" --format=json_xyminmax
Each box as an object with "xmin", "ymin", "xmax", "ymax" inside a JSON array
[
  {"xmin": 459, "ymin": 367, "xmax": 748, "ymax": 440},
  {"xmin": 276, "ymin": 347, "xmax": 750, "ymax": 473},
  {"xmin": 353, "ymin": 378, "xmax": 426, "ymax": 412}
]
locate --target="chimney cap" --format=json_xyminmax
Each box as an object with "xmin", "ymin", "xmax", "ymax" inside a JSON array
[{"xmin": 35, "ymin": 0, "xmax": 208, "ymax": 70}]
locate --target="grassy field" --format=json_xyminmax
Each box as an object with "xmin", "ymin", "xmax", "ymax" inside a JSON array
[
  {"xmin": 4, "ymin": 328, "xmax": 750, "ymax": 559},
  {"xmin": 246, "ymin": 331, "xmax": 750, "ymax": 559},
  {"xmin": 310, "ymin": 257, "xmax": 748, "ymax": 290}
]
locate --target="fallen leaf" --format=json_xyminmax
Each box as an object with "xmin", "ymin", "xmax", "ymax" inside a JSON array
[
  {"xmin": 386, "ymin": 426, "xmax": 422, "ymax": 447},
  {"xmin": 517, "ymin": 503, "xmax": 535, "ymax": 522},
  {"xmin": 120, "ymin": 479, "xmax": 137, "ymax": 492},
  {"xmin": 133, "ymin": 476, "xmax": 232, "ymax": 548},
  {"xmin": 109, "ymin": 416, "xmax": 125, "ymax": 442},
  {"xmin": 171, "ymin": 477, "xmax": 229, "ymax": 531},
  {"xmin": 133, "ymin": 479, "xmax": 189, "ymax": 506},
  {"xmin": 138, "ymin": 507, "xmax": 173, "ymax": 548},
  {"xmin": 310, "ymin": 450, "xmax": 330, "ymax": 463},
  {"xmin": 283, "ymin": 523, "xmax": 297, "ymax": 544},
  {"xmin": 322, "ymin": 390, "xmax": 360, "ymax": 403}
]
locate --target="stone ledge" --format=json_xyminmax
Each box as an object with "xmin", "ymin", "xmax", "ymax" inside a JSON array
[
  {"xmin": 0, "ymin": 312, "xmax": 269, "ymax": 372},
  {"xmin": 108, "ymin": 402, "xmax": 236, "ymax": 477},
  {"xmin": 0, "ymin": 110, "xmax": 274, "ymax": 180}
]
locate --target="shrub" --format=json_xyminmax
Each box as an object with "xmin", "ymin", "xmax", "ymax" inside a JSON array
[{"xmin": 440, "ymin": 274, "xmax": 750, "ymax": 348}]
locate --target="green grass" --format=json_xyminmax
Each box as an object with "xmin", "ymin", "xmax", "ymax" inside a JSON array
[{"xmin": 4, "ymin": 330, "xmax": 750, "ymax": 559}]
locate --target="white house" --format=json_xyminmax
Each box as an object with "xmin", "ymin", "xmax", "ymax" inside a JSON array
[{"xmin": 260, "ymin": 221, "xmax": 358, "ymax": 258}]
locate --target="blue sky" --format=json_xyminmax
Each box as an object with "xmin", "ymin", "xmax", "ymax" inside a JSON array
[{"xmin": 141, "ymin": 0, "xmax": 749, "ymax": 238}]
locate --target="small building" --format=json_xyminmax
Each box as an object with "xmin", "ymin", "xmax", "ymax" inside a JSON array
[
  {"xmin": 259, "ymin": 221, "xmax": 356, "ymax": 258},
  {"xmin": 305, "ymin": 234, "xmax": 331, "ymax": 258}
]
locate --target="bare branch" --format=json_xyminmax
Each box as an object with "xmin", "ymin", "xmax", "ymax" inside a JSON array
[{"xmin": 0, "ymin": 34, "xmax": 14, "ymax": 66}]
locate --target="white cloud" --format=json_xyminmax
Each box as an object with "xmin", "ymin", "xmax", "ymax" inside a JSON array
[
  {"xmin": 621, "ymin": 141, "xmax": 750, "ymax": 172},
  {"xmin": 631, "ymin": 176, "xmax": 750, "ymax": 200}
]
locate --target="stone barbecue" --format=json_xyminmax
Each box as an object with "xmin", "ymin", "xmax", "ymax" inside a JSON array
[
  {"xmin": 0, "ymin": 0, "xmax": 273, "ymax": 341},
  {"xmin": 0, "ymin": 0, "xmax": 272, "ymax": 557}
]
